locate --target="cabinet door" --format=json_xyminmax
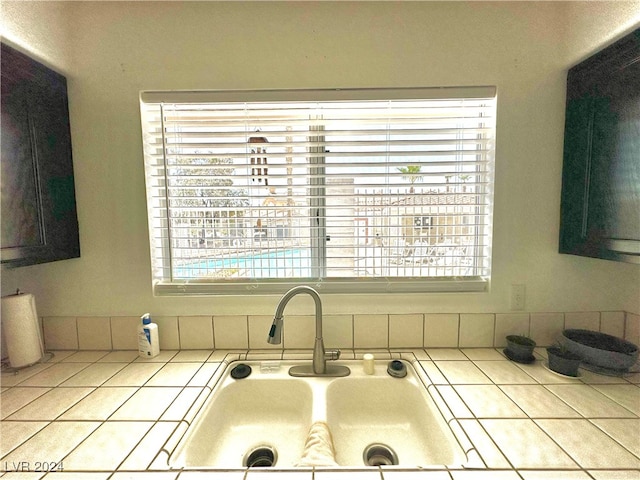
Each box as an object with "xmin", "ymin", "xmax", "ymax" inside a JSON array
[
  {"xmin": 559, "ymin": 30, "xmax": 640, "ymax": 263},
  {"xmin": 598, "ymin": 58, "xmax": 640, "ymax": 252},
  {"xmin": 1, "ymin": 43, "xmax": 80, "ymax": 266},
  {"xmin": 1, "ymin": 65, "xmax": 45, "ymax": 252}
]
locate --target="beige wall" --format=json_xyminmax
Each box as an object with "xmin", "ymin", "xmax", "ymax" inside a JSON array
[
  {"xmin": 563, "ymin": 0, "xmax": 640, "ymax": 66},
  {"xmin": 2, "ymin": 1, "xmax": 639, "ymax": 317},
  {"xmin": 0, "ymin": 1, "xmax": 73, "ymax": 74}
]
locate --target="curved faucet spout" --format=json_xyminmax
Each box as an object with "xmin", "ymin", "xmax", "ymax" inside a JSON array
[
  {"xmin": 270, "ymin": 285, "xmax": 323, "ymax": 341},
  {"xmin": 267, "ymin": 285, "xmax": 342, "ymax": 375}
]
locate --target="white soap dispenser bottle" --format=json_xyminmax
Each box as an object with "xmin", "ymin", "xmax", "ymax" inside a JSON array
[{"xmin": 138, "ymin": 313, "xmax": 160, "ymax": 358}]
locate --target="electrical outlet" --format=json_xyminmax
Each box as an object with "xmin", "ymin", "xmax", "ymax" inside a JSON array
[{"xmin": 511, "ymin": 284, "xmax": 526, "ymax": 310}]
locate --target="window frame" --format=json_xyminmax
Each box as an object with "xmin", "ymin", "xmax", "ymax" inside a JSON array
[{"xmin": 140, "ymin": 87, "xmax": 497, "ymax": 296}]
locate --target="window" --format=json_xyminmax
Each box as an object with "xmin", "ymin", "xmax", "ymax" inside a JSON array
[{"xmin": 140, "ymin": 87, "xmax": 496, "ymax": 295}]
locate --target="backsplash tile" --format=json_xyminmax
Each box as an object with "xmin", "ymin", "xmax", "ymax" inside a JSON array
[
  {"xmin": 154, "ymin": 316, "xmax": 180, "ymax": 350},
  {"xmin": 110, "ymin": 316, "xmax": 139, "ymax": 350},
  {"xmin": 322, "ymin": 314, "xmax": 353, "ymax": 349},
  {"xmin": 625, "ymin": 312, "xmax": 640, "ymax": 345},
  {"xmin": 354, "ymin": 314, "xmax": 388, "ymax": 348},
  {"xmin": 494, "ymin": 313, "xmax": 530, "ymax": 347},
  {"xmin": 42, "ymin": 316, "xmax": 78, "ymax": 350},
  {"xmin": 424, "ymin": 313, "xmax": 459, "ymax": 347},
  {"xmin": 529, "ymin": 312, "xmax": 564, "ymax": 346},
  {"xmin": 600, "ymin": 311, "xmax": 625, "ymax": 338},
  {"xmin": 39, "ymin": 310, "xmax": 635, "ymax": 352},
  {"xmin": 247, "ymin": 315, "xmax": 279, "ymax": 350},
  {"xmin": 178, "ymin": 316, "xmax": 214, "ymax": 350},
  {"xmin": 389, "ymin": 313, "xmax": 423, "ymax": 348},
  {"xmin": 77, "ymin": 317, "xmax": 112, "ymax": 350},
  {"xmin": 281, "ymin": 315, "xmax": 315, "ymax": 349},
  {"xmin": 564, "ymin": 311, "xmax": 600, "ymax": 331},
  {"xmin": 213, "ymin": 315, "xmax": 248, "ymax": 349},
  {"xmin": 459, "ymin": 314, "xmax": 495, "ymax": 347}
]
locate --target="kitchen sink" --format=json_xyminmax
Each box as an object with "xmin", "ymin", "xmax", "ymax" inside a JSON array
[{"xmin": 169, "ymin": 358, "xmax": 466, "ymax": 469}]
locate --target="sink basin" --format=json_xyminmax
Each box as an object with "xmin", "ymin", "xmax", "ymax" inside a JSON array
[
  {"xmin": 170, "ymin": 365, "xmax": 313, "ymax": 468},
  {"xmin": 326, "ymin": 373, "xmax": 464, "ymax": 466},
  {"xmin": 170, "ymin": 358, "xmax": 466, "ymax": 469}
]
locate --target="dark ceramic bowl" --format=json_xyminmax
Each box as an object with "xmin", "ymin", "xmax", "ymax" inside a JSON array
[
  {"xmin": 546, "ymin": 346, "xmax": 581, "ymax": 377},
  {"xmin": 505, "ymin": 335, "xmax": 536, "ymax": 360},
  {"xmin": 562, "ymin": 329, "xmax": 639, "ymax": 371}
]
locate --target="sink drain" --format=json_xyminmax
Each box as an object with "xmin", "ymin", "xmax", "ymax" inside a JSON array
[
  {"xmin": 363, "ymin": 443, "xmax": 399, "ymax": 466},
  {"xmin": 243, "ymin": 445, "xmax": 277, "ymax": 467}
]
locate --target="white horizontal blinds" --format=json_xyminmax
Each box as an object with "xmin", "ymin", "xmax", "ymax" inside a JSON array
[
  {"xmin": 140, "ymin": 101, "xmax": 171, "ymax": 283},
  {"xmin": 140, "ymin": 89, "xmax": 496, "ymax": 285},
  {"xmin": 319, "ymin": 99, "xmax": 495, "ymax": 279}
]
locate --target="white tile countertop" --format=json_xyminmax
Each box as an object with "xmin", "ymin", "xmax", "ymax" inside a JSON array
[{"xmin": 1, "ymin": 348, "xmax": 639, "ymax": 480}]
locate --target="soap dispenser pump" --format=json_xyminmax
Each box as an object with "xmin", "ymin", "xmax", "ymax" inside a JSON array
[{"xmin": 138, "ymin": 313, "xmax": 160, "ymax": 358}]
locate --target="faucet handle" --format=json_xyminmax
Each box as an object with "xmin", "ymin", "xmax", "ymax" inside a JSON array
[{"xmin": 324, "ymin": 349, "xmax": 341, "ymax": 361}]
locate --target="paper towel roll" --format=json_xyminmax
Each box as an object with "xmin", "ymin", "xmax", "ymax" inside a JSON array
[{"xmin": 1, "ymin": 292, "xmax": 44, "ymax": 368}]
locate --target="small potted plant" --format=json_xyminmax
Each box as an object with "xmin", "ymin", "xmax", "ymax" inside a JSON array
[
  {"xmin": 546, "ymin": 342, "xmax": 581, "ymax": 377},
  {"xmin": 505, "ymin": 334, "xmax": 536, "ymax": 363}
]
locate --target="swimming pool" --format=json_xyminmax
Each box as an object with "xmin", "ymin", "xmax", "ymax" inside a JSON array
[{"xmin": 173, "ymin": 248, "xmax": 311, "ymax": 279}]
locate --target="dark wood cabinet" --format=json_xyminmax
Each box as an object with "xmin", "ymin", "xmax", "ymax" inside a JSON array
[
  {"xmin": 1, "ymin": 43, "xmax": 80, "ymax": 266},
  {"xmin": 559, "ymin": 29, "xmax": 640, "ymax": 264}
]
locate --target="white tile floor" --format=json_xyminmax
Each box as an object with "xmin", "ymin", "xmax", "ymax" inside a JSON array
[{"xmin": 0, "ymin": 348, "xmax": 638, "ymax": 479}]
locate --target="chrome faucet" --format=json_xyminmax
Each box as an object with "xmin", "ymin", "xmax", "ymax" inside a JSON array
[{"xmin": 267, "ymin": 285, "xmax": 350, "ymax": 377}]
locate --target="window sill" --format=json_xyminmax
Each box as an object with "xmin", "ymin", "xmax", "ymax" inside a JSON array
[{"xmin": 153, "ymin": 277, "xmax": 489, "ymax": 296}]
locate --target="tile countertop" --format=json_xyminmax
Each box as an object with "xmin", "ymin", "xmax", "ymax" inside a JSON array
[{"xmin": 1, "ymin": 348, "xmax": 639, "ymax": 480}]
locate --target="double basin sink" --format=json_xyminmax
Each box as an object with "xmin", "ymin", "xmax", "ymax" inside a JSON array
[{"xmin": 170, "ymin": 358, "xmax": 466, "ymax": 469}]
